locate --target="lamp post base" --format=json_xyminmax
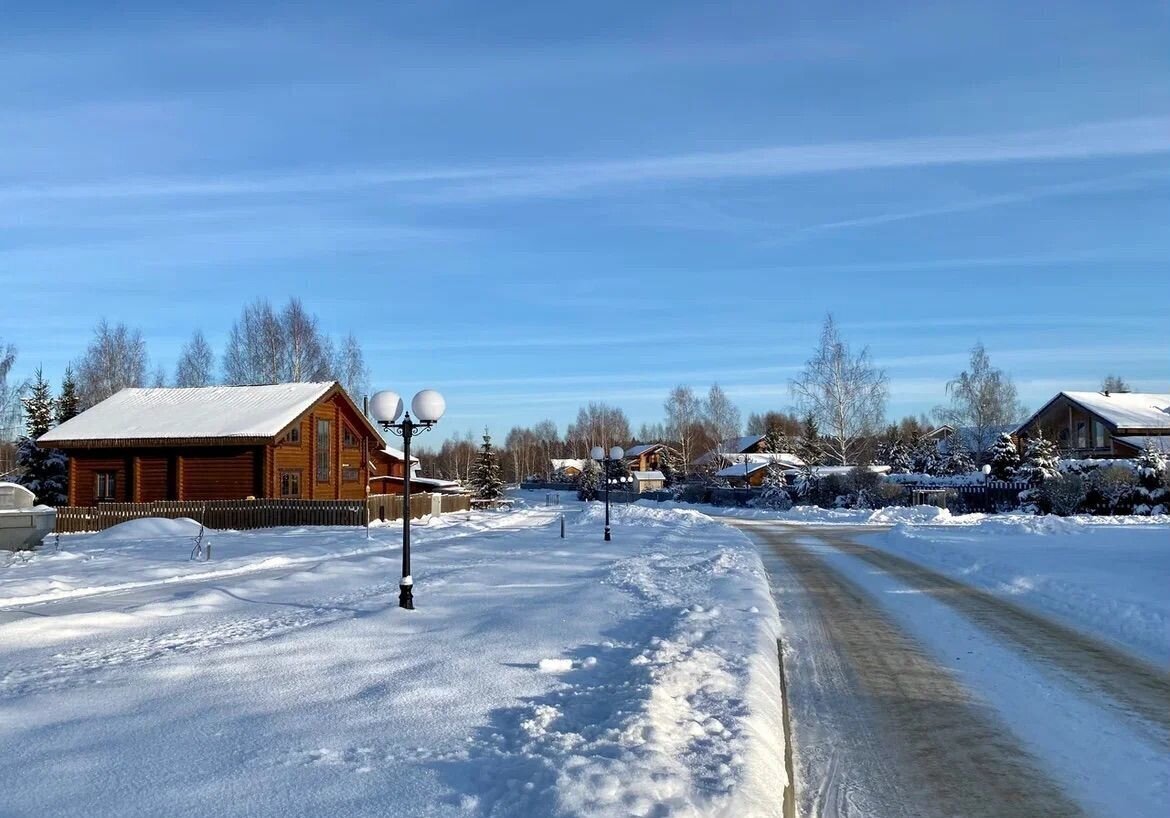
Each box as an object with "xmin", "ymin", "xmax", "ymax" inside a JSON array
[
  {"xmin": 399, "ymin": 583, "xmax": 414, "ymax": 610},
  {"xmin": 604, "ymin": 526, "xmax": 611, "ymax": 541}
]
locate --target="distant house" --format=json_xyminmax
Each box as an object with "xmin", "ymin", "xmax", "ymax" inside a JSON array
[
  {"xmin": 630, "ymin": 470, "xmax": 666, "ymax": 493},
  {"xmin": 551, "ymin": 459, "xmax": 586, "ymax": 480},
  {"xmin": 624, "ymin": 443, "xmax": 671, "ymax": 473},
  {"xmin": 715, "ymin": 461, "xmax": 770, "ymax": 487},
  {"xmin": 1014, "ymin": 391, "xmax": 1170, "ymax": 458},
  {"xmin": 38, "ymin": 382, "xmax": 382, "ymax": 506},
  {"xmin": 693, "ymin": 435, "xmax": 768, "ymax": 468},
  {"xmin": 369, "ymin": 446, "xmax": 461, "ymax": 495}
]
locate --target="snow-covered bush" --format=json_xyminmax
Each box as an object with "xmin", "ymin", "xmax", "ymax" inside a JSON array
[
  {"xmin": 1083, "ymin": 465, "xmax": 1138, "ymax": 515},
  {"xmin": 876, "ymin": 481, "xmax": 906, "ymax": 506},
  {"xmin": 1039, "ymin": 474, "xmax": 1087, "ymax": 516}
]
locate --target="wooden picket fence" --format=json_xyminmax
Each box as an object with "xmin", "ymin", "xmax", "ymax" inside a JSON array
[{"xmin": 53, "ymin": 493, "xmax": 472, "ymax": 534}]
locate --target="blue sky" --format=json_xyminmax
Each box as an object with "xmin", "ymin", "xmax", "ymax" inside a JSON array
[{"xmin": 2, "ymin": 0, "xmax": 1168, "ymax": 442}]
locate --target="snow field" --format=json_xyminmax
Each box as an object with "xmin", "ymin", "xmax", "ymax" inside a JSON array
[{"xmin": 0, "ymin": 497, "xmax": 786, "ymax": 817}]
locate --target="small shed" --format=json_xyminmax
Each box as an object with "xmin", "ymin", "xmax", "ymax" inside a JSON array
[{"xmin": 631, "ymin": 470, "xmax": 666, "ymax": 493}]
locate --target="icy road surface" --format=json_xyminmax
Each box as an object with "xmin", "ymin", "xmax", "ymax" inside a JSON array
[{"xmin": 735, "ymin": 521, "xmax": 1168, "ymax": 818}]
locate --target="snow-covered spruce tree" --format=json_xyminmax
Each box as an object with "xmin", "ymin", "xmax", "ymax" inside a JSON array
[
  {"xmin": 16, "ymin": 368, "xmax": 68, "ymax": 505},
  {"xmin": 878, "ymin": 440, "xmax": 914, "ymax": 474},
  {"xmin": 657, "ymin": 447, "xmax": 678, "ymax": 487},
  {"xmin": 1018, "ymin": 436, "xmax": 1061, "ymax": 513},
  {"xmin": 753, "ymin": 462, "xmax": 793, "ymax": 510},
  {"xmin": 795, "ymin": 414, "xmax": 823, "ymax": 467},
  {"xmin": 941, "ymin": 439, "xmax": 976, "ymax": 476},
  {"xmin": 1133, "ymin": 444, "xmax": 1168, "ymax": 515},
  {"xmin": 469, "ymin": 430, "xmax": 505, "ymax": 501},
  {"xmin": 987, "ymin": 432, "xmax": 1020, "ymax": 481},
  {"xmin": 55, "ymin": 366, "xmax": 81, "ymax": 425},
  {"xmin": 576, "ymin": 458, "xmax": 601, "ymax": 501},
  {"xmin": 910, "ymin": 440, "xmax": 942, "ymax": 476}
]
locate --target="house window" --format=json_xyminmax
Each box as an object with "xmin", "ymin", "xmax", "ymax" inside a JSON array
[
  {"xmin": 343, "ymin": 425, "xmax": 359, "ymax": 448},
  {"xmin": 280, "ymin": 470, "xmax": 301, "ymax": 498},
  {"xmin": 1076, "ymin": 422, "xmax": 1087, "ymax": 449},
  {"xmin": 1094, "ymin": 421, "xmax": 1108, "ymax": 449},
  {"xmin": 95, "ymin": 472, "xmax": 117, "ymax": 501},
  {"xmin": 317, "ymin": 418, "xmax": 331, "ymax": 482},
  {"xmin": 342, "ymin": 467, "xmax": 360, "ymax": 483},
  {"xmin": 283, "ymin": 426, "xmax": 301, "ymax": 445}
]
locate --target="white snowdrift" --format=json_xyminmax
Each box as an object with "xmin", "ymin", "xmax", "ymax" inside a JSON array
[{"xmin": 91, "ymin": 516, "xmax": 208, "ymax": 541}]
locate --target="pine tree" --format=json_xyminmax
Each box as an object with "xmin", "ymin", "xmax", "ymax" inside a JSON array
[
  {"xmin": 942, "ymin": 438, "xmax": 976, "ymax": 476},
  {"xmin": 577, "ymin": 458, "xmax": 601, "ymax": 501},
  {"xmin": 469, "ymin": 429, "xmax": 505, "ymax": 501},
  {"xmin": 1020, "ymin": 437, "xmax": 1060, "ymax": 485},
  {"xmin": 16, "ymin": 368, "xmax": 68, "ymax": 505},
  {"xmin": 795, "ymin": 413, "xmax": 822, "ymax": 467},
  {"xmin": 754, "ymin": 462, "xmax": 793, "ymax": 510},
  {"xmin": 910, "ymin": 440, "xmax": 943, "ymax": 476},
  {"xmin": 658, "ymin": 447, "xmax": 678, "ymax": 486},
  {"xmin": 1133, "ymin": 444, "xmax": 1168, "ymax": 515},
  {"xmin": 987, "ymin": 433, "xmax": 1020, "ymax": 481},
  {"xmin": 878, "ymin": 440, "xmax": 914, "ymax": 474},
  {"xmin": 55, "ymin": 366, "xmax": 80, "ymax": 425}
]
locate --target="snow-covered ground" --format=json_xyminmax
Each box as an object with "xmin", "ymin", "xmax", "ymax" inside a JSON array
[{"xmin": 0, "ymin": 495, "xmax": 785, "ymax": 817}]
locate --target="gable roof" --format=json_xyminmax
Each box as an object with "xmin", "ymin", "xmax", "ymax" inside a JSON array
[
  {"xmin": 625, "ymin": 443, "xmax": 662, "ymax": 459},
  {"xmin": 716, "ymin": 461, "xmax": 770, "ymax": 478},
  {"xmin": 631, "ymin": 470, "xmax": 665, "ymax": 480},
  {"xmin": 1017, "ymin": 391, "xmax": 1170, "ymax": 434},
  {"xmin": 720, "ymin": 434, "xmax": 765, "ymax": 453},
  {"xmin": 378, "ymin": 446, "xmax": 421, "ymax": 464},
  {"xmin": 39, "ymin": 382, "xmax": 377, "ymax": 447}
]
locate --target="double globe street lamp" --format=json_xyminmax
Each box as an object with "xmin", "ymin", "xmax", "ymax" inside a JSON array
[
  {"xmin": 590, "ymin": 445, "xmax": 628, "ymax": 542},
  {"xmin": 370, "ymin": 388, "xmax": 446, "ymax": 610}
]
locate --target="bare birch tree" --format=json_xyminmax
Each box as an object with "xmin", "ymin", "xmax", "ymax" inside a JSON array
[
  {"xmin": 934, "ymin": 343, "xmax": 1026, "ymax": 459},
  {"xmin": 664, "ymin": 385, "xmax": 703, "ymax": 469},
  {"xmin": 222, "ymin": 298, "xmax": 341, "ymax": 385},
  {"xmin": 75, "ymin": 320, "xmax": 148, "ymax": 408},
  {"xmin": 703, "ymin": 383, "xmax": 741, "ymax": 445},
  {"xmin": 333, "ymin": 333, "xmax": 370, "ymax": 399},
  {"xmin": 175, "ymin": 330, "xmax": 216, "ymax": 387},
  {"xmin": 790, "ymin": 315, "xmax": 887, "ymax": 466}
]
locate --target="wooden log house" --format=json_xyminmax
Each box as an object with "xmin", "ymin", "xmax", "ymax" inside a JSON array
[{"xmin": 38, "ymin": 382, "xmax": 384, "ymax": 506}]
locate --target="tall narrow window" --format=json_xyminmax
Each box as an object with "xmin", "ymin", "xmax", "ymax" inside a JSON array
[
  {"xmin": 96, "ymin": 472, "xmax": 117, "ymax": 501},
  {"xmin": 280, "ymin": 470, "xmax": 301, "ymax": 497},
  {"xmin": 1076, "ymin": 421, "xmax": 1087, "ymax": 449},
  {"xmin": 317, "ymin": 418, "xmax": 331, "ymax": 482},
  {"xmin": 1094, "ymin": 421, "xmax": 1108, "ymax": 449}
]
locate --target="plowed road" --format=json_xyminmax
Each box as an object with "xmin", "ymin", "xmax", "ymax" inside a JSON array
[{"xmin": 735, "ymin": 521, "xmax": 1169, "ymax": 818}]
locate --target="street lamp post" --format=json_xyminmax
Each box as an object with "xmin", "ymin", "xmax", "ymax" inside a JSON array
[
  {"xmin": 370, "ymin": 388, "xmax": 446, "ymax": 610},
  {"xmin": 591, "ymin": 444, "xmax": 625, "ymax": 541}
]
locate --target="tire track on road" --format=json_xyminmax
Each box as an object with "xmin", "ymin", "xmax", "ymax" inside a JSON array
[{"xmin": 739, "ymin": 522, "xmax": 1088, "ymax": 818}]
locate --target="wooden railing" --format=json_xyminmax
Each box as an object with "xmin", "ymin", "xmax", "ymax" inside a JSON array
[{"xmin": 53, "ymin": 493, "xmax": 473, "ymax": 534}]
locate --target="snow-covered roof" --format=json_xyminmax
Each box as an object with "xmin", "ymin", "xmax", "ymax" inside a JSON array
[
  {"xmin": 39, "ymin": 382, "xmax": 339, "ymax": 445},
  {"xmin": 552, "ymin": 459, "xmax": 586, "ymax": 471},
  {"xmin": 1019, "ymin": 391, "xmax": 1170, "ymax": 433},
  {"xmin": 625, "ymin": 444, "xmax": 662, "ymax": 459},
  {"xmin": 719, "ymin": 435, "xmax": 765, "ymax": 453},
  {"xmin": 380, "ymin": 446, "xmax": 420, "ymax": 464},
  {"xmin": 716, "ymin": 462, "xmax": 769, "ymax": 478},
  {"xmin": 808, "ymin": 465, "xmax": 892, "ymax": 477},
  {"xmin": 738, "ymin": 452, "xmax": 805, "ymax": 468},
  {"xmin": 631, "ymin": 470, "xmax": 665, "ymax": 480},
  {"xmin": 1114, "ymin": 435, "xmax": 1170, "ymax": 454}
]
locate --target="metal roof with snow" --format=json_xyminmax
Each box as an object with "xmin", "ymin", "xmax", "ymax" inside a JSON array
[
  {"xmin": 38, "ymin": 382, "xmax": 356, "ymax": 447},
  {"xmin": 631, "ymin": 470, "xmax": 666, "ymax": 480},
  {"xmin": 1016, "ymin": 391, "xmax": 1170, "ymax": 434},
  {"xmin": 624, "ymin": 444, "xmax": 662, "ymax": 459}
]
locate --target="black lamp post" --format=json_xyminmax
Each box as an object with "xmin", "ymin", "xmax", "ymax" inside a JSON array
[
  {"xmin": 591, "ymin": 444, "xmax": 626, "ymax": 541},
  {"xmin": 370, "ymin": 388, "xmax": 446, "ymax": 610}
]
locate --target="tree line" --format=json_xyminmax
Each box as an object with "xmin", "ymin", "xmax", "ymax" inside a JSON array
[{"xmin": 424, "ymin": 314, "xmax": 1124, "ymax": 485}]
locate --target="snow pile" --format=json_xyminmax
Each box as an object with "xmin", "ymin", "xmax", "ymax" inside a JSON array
[
  {"xmin": 90, "ymin": 517, "xmax": 207, "ymax": 541},
  {"xmin": 0, "ymin": 500, "xmax": 786, "ymax": 816}
]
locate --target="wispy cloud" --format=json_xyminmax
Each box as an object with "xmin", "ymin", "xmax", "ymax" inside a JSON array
[{"xmin": 5, "ymin": 117, "xmax": 1168, "ymax": 205}]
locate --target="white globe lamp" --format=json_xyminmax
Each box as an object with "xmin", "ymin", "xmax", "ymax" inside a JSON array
[
  {"xmin": 411, "ymin": 389, "xmax": 446, "ymax": 423},
  {"xmin": 609, "ymin": 446, "xmax": 625, "ymax": 461},
  {"xmin": 369, "ymin": 390, "xmax": 404, "ymax": 424},
  {"xmin": 590, "ymin": 445, "xmax": 605, "ymax": 461}
]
